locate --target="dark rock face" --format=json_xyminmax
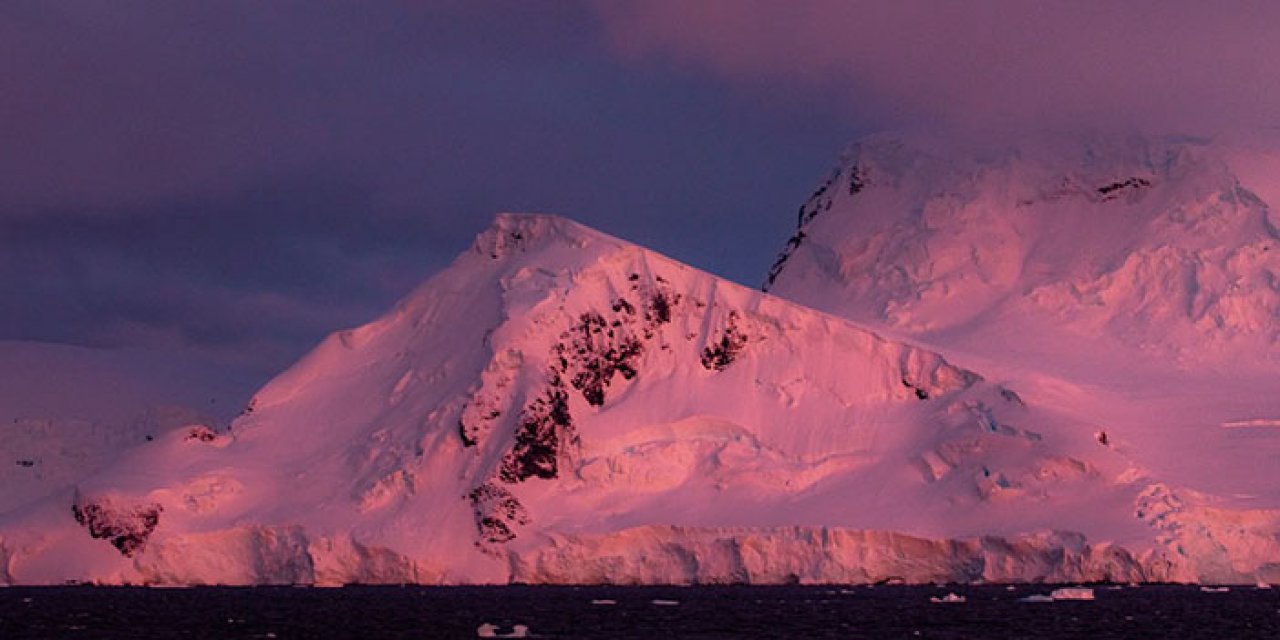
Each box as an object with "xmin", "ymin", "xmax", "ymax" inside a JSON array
[
  {"xmin": 499, "ymin": 387, "xmax": 572, "ymax": 484},
  {"xmin": 498, "ymin": 278, "xmax": 682, "ymax": 484},
  {"xmin": 848, "ymin": 164, "xmax": 867, "ymax": 195},
  {"xmin": 484, "ymin": 230, "xmax": 527, "ymax": 259},
  {"xmin": 999, "ymin": 387, "xmax": 1025, "ymax": 406},
  {"xmin": 472, "ymin": 275, "xmax": 686, "ymax": 546},
  {"xmin": 468, "ymin": 482, "xmax": 529, "ymax": 545},
  {"xmin": 457, "ymin": 358, "xmax": 522, "ymax": 449},
  {"xmin": 458, "ymin": 421, "xmax": 479, "ymax": 448},
  {"xmin": 550, "ymin": 278, "xmax": 681, "ymax": 410},
  {"xmin": 561, "ymin": 311, "xmax": 643, "ymax": 407},
  {"xmin": 901, "ymin": 378, "xmax": 931, "ymax": 400},
  {"xmin": 1097, "ymin": 177, "xmax": 1152, "ymax": 200},
  {"xmin": 71, "ymin": 499, "xmax": 163, "ymax": 557},
  {"xmin": 644, "ymin": 288, "xmax": 678, "ymax": 328},
  {"xmin": 764, "ymin": 231, "xmax": 808, "ymax": 293},
  {"xmin": 459, "ymin": 406, "xmax": 501, "ymax": 448},
  {"xmin": 183, "ymin": 426, "xmax": 218, "ymax": 443},
  {"xmin": 701, "ymin": 311, "xmax": 750, "ymax": 371},
  {"xmin": 765, "ymin": 164, "xmax": 864, "ymax": 291}
]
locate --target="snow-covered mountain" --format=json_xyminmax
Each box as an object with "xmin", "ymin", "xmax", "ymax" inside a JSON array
[
  {"xmin": 765, "ymin": 132, "xmax": 1279, "ymax": 369},
  {"xmin": 2, "ymin": 212, "xmax": 1276, "ymax": 586},
  {"xmin": 763, "ymin": 131, "xmax": 1280, "ymax": 580},
  {"xmin": 0, "ymin": 341, "xmax": 259, "ymax": 518}
]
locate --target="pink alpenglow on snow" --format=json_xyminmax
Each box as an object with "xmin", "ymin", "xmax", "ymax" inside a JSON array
[{"xmin": 2, "ymin": 133, "xmax": 1279, "ymax": 586}]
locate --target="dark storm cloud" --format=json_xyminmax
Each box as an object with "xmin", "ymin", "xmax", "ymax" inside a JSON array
[
  {"xmin": 24, "ymin": 1, "xmax": 1268, "ymax": 378},
  {"xmin": 0, "ymin": 175, "xmax": 419, "ymax": 370},
  {"xmin": 0, "ymin": 0, "xmax": 599, "ymax": 213},
  {"xmin": 594, "ymin": 0, "xmax": 1280, "ymax": 137},
  {"xmin": 1, "ymin": 1, "xmax": 850, "ymax": 375}
]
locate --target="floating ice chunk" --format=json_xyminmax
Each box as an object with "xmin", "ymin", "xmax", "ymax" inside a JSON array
[
  {"xmin": 1221, "ymin": 419, "xmax": 1280, "ymax": 429},
  {"xmin": 1050, "ymin": 587, "xmax": 1095, "ymax": 600},
  {"xmin": 1018, "ymin": 594, "xmax": 1055, "ymax": 603},
  {"xmin": 651, "ymin": 599, "xmax": 680, "ymax": 606},
  {"xmin": 1257, "ymin": 582, "xmax": 1272, "ymax": 590},
  {"xmin": 929, "ymin": 592, "xmax": 966, "ymax": 603},
  {"xmin": 1200, "ymin": 586, "xmax": 1230, "ymax": 593},
  {"xmin": 591, "ymin": 599, "xmax": 617, "ymax": 605},
  {"xmin": 477, "ymin": 623, "xmax": 530, "ymax": 638}
]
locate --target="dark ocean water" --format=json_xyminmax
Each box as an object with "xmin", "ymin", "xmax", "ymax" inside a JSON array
[{"xmin": 1, "ymin": 584, "xmax": 1278, "ymax": 639}]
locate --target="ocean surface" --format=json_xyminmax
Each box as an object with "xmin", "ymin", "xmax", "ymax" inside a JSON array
[{"xmin": 1, "ymin": 584, "xmax": 1278, "ymax": 639}]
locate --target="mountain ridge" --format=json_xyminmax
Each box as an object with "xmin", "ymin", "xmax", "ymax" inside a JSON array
[
  {"xmin": 3, "ymin": 133, "xmax": 1280, "ymax": 585},
  {"xmin": 4, "ymin": 210, "xmax": 1223, "ymax": 585},
  {"xmin": 765, "ymin": 132, "xmax": 1280, "ymax": 371}
]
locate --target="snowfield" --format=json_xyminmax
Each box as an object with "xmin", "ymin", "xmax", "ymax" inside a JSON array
[
  {"xmin": 0, "ymin": 342, "xmax": 257, "ymax": 518},
  {"xmin": 1, "ymin": 132, "xmax": 1278, "ymax": 585}
]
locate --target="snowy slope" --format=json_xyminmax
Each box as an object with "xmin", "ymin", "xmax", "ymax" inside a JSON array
[
  {"xmin": 2, "ymin": 213, "xmax": 1274, "ymax": 585},
  {"xmin": 764, "ymin": 131, "xmax": 1280, "ymax": 580},
  {"xmin": 0, "ymin": 341, "xmax": 259, "ymax": 517},
  {"xmin": 767, "ymin": 132, "xmax": 1280, "ymax": 367}
]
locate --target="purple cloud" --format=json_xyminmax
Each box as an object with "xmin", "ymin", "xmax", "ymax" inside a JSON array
[
  {"xmin": 0, "ymin": 1, "xmax": 850, "ymax": 375},
  {"xmin": 593, "ymin": 1, "xmax": 1280, "ymax": 136}
]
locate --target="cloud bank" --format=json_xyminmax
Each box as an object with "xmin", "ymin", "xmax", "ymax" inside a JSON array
[
  {"xmin": 594, "ymin": 0, "xmax": 1280, "ymax": 136},
  {"xmin": 0, "ymin": 1, "xmax": 845, "ymax": 374}
]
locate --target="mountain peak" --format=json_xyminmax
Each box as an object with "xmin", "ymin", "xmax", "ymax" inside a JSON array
[
  {"xmin": 766, "ymin": 131, "xmax": 1280, "ymax": 368},
  {"xmin": 471, "ymin": 213, "xmax": 622, "ymax": 260},
  {"xmin": 3, "ymin": 139, "xmax": 1278, "ymax": 588},
  {"xmin": 7, "ymin": 209, "xmax": 1141, "ymax": 587},
  {"xmin": 825, "ymin": 131, "xmax": 1226, "ymax": 196}
]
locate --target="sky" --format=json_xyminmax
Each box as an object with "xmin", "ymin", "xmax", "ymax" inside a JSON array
[{"xmin": 3, "ymin": 0, "xmax": 1278, "ymax": 379}]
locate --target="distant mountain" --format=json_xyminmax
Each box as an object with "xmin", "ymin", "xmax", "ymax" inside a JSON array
[
  {"xmin": 765, "ymin": 132, "xmax": 1279, "ymax": 370},
  {"xmin": 0, "ymin": 341, "xmax": 259, "ymax": 516},
  {"xmin": 763, "ymin": 131, "xmax": 1280, "ymax": 581},
  {"xmin": 2, "ymin": 213, "xmax": 1276, "ymax": 586}
]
